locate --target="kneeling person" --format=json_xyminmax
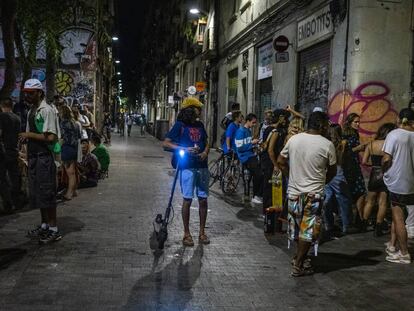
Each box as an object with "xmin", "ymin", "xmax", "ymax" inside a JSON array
[
  {"xmin": 78, "ymin": 139, "xmax": 99, "ymax": 188},
  {"xmin": 163, "ymin": 97, "xmax": 210, "ymax": 247}
]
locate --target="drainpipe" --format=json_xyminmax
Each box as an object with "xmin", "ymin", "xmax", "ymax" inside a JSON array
[{"xmin": 211, "ymin": 0, "xmax": 220, "ymax": 145}]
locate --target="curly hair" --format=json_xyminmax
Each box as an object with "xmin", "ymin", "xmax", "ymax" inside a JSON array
[{"xmin": 177, "ymin": 107, "xmax": 198, "ymax": 125}]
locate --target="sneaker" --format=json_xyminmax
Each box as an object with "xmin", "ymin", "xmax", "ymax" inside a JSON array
[
  {"xmin": 385, "ymin": 251, "xmax": 411, "ymax": 264},
  {"xmin": 39, "ymin": 230, "xmax": 62, "ymax": 245},
  {"xmin": 291, "ymin": 256, "xmax": 312, "ymax": 270},
  {"xmin": 27, "ymin": 226, "xmax": 48, "ymax": 238},
  {"xmin": 251, "ymin": 196, "xmax": 263, "ymax": 204}
]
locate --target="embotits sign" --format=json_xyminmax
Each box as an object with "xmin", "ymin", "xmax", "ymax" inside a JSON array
[{"xmin": 297, "ymin": 5, "xmax": 333, "ymax": 49}]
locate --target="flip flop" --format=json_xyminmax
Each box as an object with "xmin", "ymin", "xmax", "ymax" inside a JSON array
[
  {"xmin": 182, "ymin": 235, "xmax": 194, "ymax": 247},
  {"xmin": 199, "ymin": 234, "xmax": 210, "ymax": 245}
]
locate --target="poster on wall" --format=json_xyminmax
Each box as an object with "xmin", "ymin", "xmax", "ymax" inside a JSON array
[{"xmin": 257, "ymin": 42, "xmax": 273, "ymax": 80}]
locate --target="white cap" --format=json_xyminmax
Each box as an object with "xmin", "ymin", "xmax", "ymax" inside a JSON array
[
  {"xmin": 312, "ymin": 106, "xmax": 324, "ymax": 112},
  {"xmin": 23, "ymin": 79, "xmax": 43, "ymax": 91}
]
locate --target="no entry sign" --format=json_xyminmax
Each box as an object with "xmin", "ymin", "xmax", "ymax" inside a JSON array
[{"xmin": 273, "ymin": 35, "xmax": 290, "ymax": 52}]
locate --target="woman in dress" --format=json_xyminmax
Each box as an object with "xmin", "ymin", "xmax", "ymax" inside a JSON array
[
  {"xmin": 342, "ymin": 113, "xmax": 367, "ymax": 229},
  {"xmin": 362, "ymin": 123, "xmax": 396, "ymax": 236},
  {"xmin": 59, "ymin": 105, "xmax": 81, "ymax": 200}
]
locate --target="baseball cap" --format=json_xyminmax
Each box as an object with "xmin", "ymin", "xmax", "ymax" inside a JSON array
[
  {"xmin": 181, "ymin": 97, "xmax": 203, "ymax": 109},
  {"xmin": 313, "ymin": 106, "xmax": 324, "ymax": 113},
  {"xmin": 23, "ymin": 79, "xmax": 43, "ymax": 91}
]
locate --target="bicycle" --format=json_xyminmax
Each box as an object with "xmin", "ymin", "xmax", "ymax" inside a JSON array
[{"xmin": 208, "ymin": 149, "xmax": 241, "ymax": 194}]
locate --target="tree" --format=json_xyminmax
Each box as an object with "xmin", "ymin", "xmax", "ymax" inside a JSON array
[{"xmin": 0, "ymin": 0, "xmax": 18, "ymax": 98}]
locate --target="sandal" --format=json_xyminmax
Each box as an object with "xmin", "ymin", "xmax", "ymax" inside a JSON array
[
  {"xmin": 182, "ymin": 235, "xmax": 194, "ymax": 247},
  {"xmin": 199, "ymin": 234, "xmax": 210, "ymax": 245}
]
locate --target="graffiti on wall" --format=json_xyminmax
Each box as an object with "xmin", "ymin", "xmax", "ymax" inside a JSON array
[
  {"xmin": 328, "ymin": 81, "xmax": 398, "ymax": 141},
  {"xmin": 0, "ymin": 68, "xmax": 47, "ymax": 99},
  {"xmin": 55, "ymin": 70, "xmax": 94, "ymax": 106}
]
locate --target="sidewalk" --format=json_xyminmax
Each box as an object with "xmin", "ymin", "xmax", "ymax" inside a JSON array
[{"xmin": 0, "ymin": 127, "xmax": 413, "ymax": 311}]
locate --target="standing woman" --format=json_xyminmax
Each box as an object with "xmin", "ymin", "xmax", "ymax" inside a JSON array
[
  {"xmin": 342, "ymin": 113, "xmax": 367, "ymax": 228},
  {"xmin": 59, "ymin": 105, "xmax": 81, "ymax": 200},
  {"xmin": 362, "ymin": 123, "xmax": 396, "ymax": 236}
]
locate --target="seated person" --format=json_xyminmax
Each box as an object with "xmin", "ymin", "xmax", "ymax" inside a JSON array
[
  {"xmin": 78, "ymin": 139, "xmax": 99, "ymax": 188},
  {"xmin": 91, "ymin": 134, "xmax": 110, "ymax": 176}
]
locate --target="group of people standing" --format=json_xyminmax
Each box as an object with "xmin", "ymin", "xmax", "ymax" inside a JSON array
[
  {"xmin": 163, "ymin": 94, "xmax": 414, "ymax": 277},
  {"xmin": 0, "ymin": 78, "xmax": 110, "ymax": 245}
]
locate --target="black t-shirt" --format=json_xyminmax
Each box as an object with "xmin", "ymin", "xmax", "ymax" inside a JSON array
[
  {"xmin": 0, "ymin": 112, "xmax": 21, "ymax": 157},
  {"xmin": 27, "ymin": 109, "xmax": 49, "ymax": 155},
  {"xmin": 260, "ymin": 126, "xmax": 287, "ymax": 169}
]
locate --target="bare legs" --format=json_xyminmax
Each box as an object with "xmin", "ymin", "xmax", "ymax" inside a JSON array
[
  {"xmin": 64, "ymin": 162, "xmax": 77, "ymax": 199},
  {"xmin": 392, "ymin": 206, "xmax": 408, "ymax": 255},
  {"xmin": 181, "ymin": 197, "xmax": 208, "ymax": 239}
]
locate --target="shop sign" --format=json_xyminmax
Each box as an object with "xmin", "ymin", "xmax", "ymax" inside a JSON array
[
  {"xmin": 195, "ymin": 81, "xmax": 206, "ymax": 92},
  {"xmin": 297, "ymin": 5, "xmax": 333, "ymax": 49},
  {"xmin": 257, "ymin": 42, "xmax": 273, "ymax": 80},
  {"xmin": 275, "ymin": 52, "xmax": 289, "ymax": 63}
]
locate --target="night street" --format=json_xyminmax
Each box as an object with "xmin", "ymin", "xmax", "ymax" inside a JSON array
[{"xmin": 0, "ymin": 128, "xmax": 413, "ymax": 311}]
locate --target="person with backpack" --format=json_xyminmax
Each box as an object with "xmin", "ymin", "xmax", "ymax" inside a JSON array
[
  {"xmin": 19, "ymin": 79, "xmax": 62, "ymax": 244},
  {"xmin": 262, "ymin": 109, "xmax": 290, "ymax": 214},
  {"xmin": 163, "ymin": 97, "xmax": 210, "ymax": 247},
  {"xmin": 235, "ymin": 113, "xmax": 263, "ymax": 204},
  {"xmin": 221, "ymin": 110, "xmax": 242, "ymax": 155}
]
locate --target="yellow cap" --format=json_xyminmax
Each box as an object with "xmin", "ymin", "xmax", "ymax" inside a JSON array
[{"xmin": 181, "ymin": 97, "xmax": 203, "ymax": 109}]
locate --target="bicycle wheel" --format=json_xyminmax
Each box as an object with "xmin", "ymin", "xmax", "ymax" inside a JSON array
[
  {"xmin": 208, "ymin": 159, "xmax": 220, "ymax": 187},
  {"xmin": 221, "ymin": 163, "xmax": 241, "ymax": 193}
]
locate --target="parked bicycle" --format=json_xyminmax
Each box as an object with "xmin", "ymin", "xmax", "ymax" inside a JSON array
[{"xmin": 208, "ymin": 149, "xmax": 241, "ymax": 194}]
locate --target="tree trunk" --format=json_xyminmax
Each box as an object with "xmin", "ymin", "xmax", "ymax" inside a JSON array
[
  {"xmin": 0, "ymin": 0, "xmax": 18, "ymax": 98},
  {"xmin": 45, "ymin": 37, "xmax": 57, "ymax": 103}
]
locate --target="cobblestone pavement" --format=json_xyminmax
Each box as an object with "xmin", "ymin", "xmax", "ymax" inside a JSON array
[{"xmin": 0, "ymin": 127, "xmax": 413, "ymax": 311}]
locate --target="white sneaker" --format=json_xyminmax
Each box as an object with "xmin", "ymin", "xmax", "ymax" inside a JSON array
[
  {"xmin": 384, "ymin": 242, "xmax": 397, "ymax": 255},
  {"xmin": 386, "ymin": 251, "xmax": 411, "ymax": 264},
  {"xmin": 251, "ymin": 196, "xmax": 263, "ymax": 204}
]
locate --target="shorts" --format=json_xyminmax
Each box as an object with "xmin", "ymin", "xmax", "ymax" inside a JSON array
[
  {"xmin": 287, "ymin": 193, "xmax": 323, "ymax": 243},
  {"xmin": 61, "ymin": 144, "xmax": 77, "ymax": 163},
  {"xmin": 390, "ymin": 192, "xmax": 414, "ymax": 207},
  {"xmin": 28, "ymin": 153, "xmax": 57, "ymax": 209},
  {"xmin": 180, "ymin": 168, "xmax": 209, "ymax": 199}
]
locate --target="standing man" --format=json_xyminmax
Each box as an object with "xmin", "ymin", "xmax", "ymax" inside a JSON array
[
  {"xmin": 0, "ymin": 97, "xmax": 22, "ymax": 212},
  {"xmin": 235, "ymin": 113, "xmax": 263, "ymax": 204},
  {"xmin": 277, "ymin": 112, "xmax": 337, "ymax": 276},
  {"xmin": 140, "ymin": 113, "xmax": 146, "ymax": 136},
  {"xmin": 19, "ymin": 79, "xmax": 62, "ymax": 244},
  {"xmin": 222, "ymin": 110, "xmax": 242, "ymax": 155},
  {"xmin": 163, "ymin": 97, "xmax": 210, "ymax": 247},
  {"xmin": 382, "ymin": 108, "xmax": 414, "ymax": 264},
  {"xmin": 126, "ymin": 114, "xmax": 133, "ymax": 137}
]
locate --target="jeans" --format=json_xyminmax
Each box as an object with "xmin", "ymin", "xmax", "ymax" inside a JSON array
[
  {"xmin": 323, "ymin": 167, "xmax": 351, "ymax": 232},
  {"xmin": 245, "ymin": 156, "xmax": 263, "ymax": 198}
]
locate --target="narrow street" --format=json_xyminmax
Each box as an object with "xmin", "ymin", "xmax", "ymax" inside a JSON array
[{"xmin": 0, "ymin": 127, "xmax": 413, "ymax": 311}]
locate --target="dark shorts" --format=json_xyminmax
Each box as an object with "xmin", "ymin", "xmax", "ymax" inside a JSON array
[
  {"xmin": 61, "ymin": 144, "xmax": 78, "ymax": 162},
  {"xmin": 28, "ymin": 153, "xmax": 57, "ymax": 209},
  {"xmin": 390, "ymin": 192, "xmax": 414, "ymax": 207}
]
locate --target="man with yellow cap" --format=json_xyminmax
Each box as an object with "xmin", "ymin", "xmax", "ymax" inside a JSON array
[{"xmin": 163, "ymin": 97, "xmax": 210, "ymax": 246}]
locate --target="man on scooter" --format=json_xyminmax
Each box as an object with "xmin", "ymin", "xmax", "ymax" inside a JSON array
[{"xmin": 163, "ymin": 97, "xmax": 210, "ymax": 247}]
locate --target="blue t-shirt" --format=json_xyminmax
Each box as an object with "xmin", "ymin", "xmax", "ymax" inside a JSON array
[
  {"xmin": 221, "ymin": 122, "xmax": 239, "ymax": 154},
  {"xmin": 235, "ymin": 126, "xmax": 255, "ymax": 164},
  {"xmin": 166, "ymin": 121, "xmax": 208, "ymax": 169}
]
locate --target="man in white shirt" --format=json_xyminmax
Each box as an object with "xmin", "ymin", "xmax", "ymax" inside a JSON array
[
  {"xmin": 382, "ymin": 108, "xmax": 414, "ymax": 264},
  {"xmin": 278, "ymin": 111, "xmax": 337, "ymax": 277}
]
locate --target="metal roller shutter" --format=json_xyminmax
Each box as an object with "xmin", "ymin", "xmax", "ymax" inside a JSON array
[{"xmin": 297, "ymin": 40, "xmax": 331, "ymax": 120}]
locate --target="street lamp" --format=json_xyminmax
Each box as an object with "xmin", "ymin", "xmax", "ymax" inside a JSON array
[
  {"xmin": 189, "ymin": 8, "xmax": 200, "ymax": 14},
  {"xmin": 115, "ymin": 60, "xmax": 120, "ymax": 64},
  {"xmin": 117, "ymin": 72, "xmax": 121, "ymax": 75},
  {"xmin": 112, "ymin": 36, "xmax": 119, "ymax": 41}
]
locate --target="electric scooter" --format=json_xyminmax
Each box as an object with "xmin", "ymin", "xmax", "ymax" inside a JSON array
[{"xmin": 153, "ymin": 149, "xmax": 185, "ymax": 249}]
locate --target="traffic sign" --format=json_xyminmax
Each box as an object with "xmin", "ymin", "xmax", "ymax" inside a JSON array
[
  {"xmin": 275, "ymin": 52, "xmax": 289, "ymax": 63},
  {"xmin": 273, "ymin": 35, "xmax": 290, "ymax": 52},
  {"xmin": 195, "ymin": 81, "xmax": 206, "ymax": 92}
]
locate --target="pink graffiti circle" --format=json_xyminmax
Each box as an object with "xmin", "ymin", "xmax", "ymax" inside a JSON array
[{"xmin": 352, "ymin": 81, "xmax": 390, "ymax": 102}]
